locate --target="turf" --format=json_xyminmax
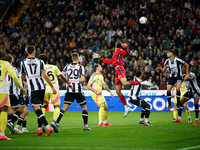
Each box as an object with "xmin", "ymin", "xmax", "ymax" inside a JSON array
[{"xmin": 1, "ymin": 112, "xmax": 200, "ymax": 150}]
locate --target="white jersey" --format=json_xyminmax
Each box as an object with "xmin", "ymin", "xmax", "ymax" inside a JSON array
[
  {"xmin": 8, "ymin": 66, "xmax": 19, "ymax": 97},
  {"xmin": 185, "ymin": 72, "xmax": 200, "ymax": 96},
  {"xmin": 63, "ymin": 63, "xmax": 85, "ymax": 93},
  {"xmin": 164, "ymin": 57, "xmax": 185, "ymax": 77},
  {"xmin": 21, "ymin": 57, "xmax": 46, "ymax": 93},
  {"xmin": 130, "ymin": 77, "xmax": 142, "ymax": 100}
]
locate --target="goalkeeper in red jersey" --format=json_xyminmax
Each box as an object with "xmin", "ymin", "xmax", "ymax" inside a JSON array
[{"xmin": 98, "ymin": 43, "xmax": 141, "ymax": 118}]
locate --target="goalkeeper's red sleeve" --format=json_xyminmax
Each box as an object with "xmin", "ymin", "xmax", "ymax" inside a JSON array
[
  {"xmin": 131, "ymin": 80, "xmax": 141, "ymax": 85},
  {"xmin": 101, "ymin": 58, "xmax": 112, "ymax": 64}
]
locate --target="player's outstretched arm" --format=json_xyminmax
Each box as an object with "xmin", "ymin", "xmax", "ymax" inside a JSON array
[
  {"xmin": 101, "ymin": 58, "xmax": 112, "ymax": 65},
  {"xmin": 42, "ymin": 70, "xmax": 57, "ymax": 94}
]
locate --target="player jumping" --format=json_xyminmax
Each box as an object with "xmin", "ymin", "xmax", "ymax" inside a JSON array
[{"xmin": 97, "ymin": 43, "xmax": 141, "ymax": 118}]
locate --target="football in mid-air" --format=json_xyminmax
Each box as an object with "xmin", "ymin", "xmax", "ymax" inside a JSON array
[{"xmin": 139, "ymin": 16, "xmax": 147, "ymax": 24}]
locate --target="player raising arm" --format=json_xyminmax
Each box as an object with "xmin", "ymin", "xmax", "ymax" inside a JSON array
[
  {"xmin": 87, "ymin": 63, "xmax": 114, "ymax": 127},
  {"xmin": 98, "ymin": 43, "xmax": 141, "ymax": 118}
]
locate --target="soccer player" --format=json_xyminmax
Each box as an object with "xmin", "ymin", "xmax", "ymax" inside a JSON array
[
  {"xmin": 163, "ymin": 49, "xmax": 189, "ymax": 111},
  {"xmin": 15, "ymin": 52, "xmax": 29, "ymax": 133},
  {"xmin": 38, "ymin": 54, "xmax": 72, "ymax": 131},
  {"xmin": 87, "ymin": 63, "xmax": 114, "ymax": 126},
  {"xmin": 54, "ymin": 52, "xmax": 90, "ymax": 131},
  {"xmin": 20, "ymin": 45, "xmax": 56, "ymax": 136},
  {"xmin": 5, "ymin": 54, "xmax": 25, "ymax": 134},
  {"xmin": 180, "ymin": 68, "xmax": 200, "ymax": 125},
  {"xmin": 100, "ymin": 43, "xmax": 141, "ymax": 117},
  {"xmin": 172, "ymin": 82, "xmax": 191, "ymax": 123},
  {"xmin": 129, "ymin": 71, "xmax": 152, "ymax": 126},
  {"xmin": 0, "ymin": 51, "xmax": 26, "ymax": 140}
]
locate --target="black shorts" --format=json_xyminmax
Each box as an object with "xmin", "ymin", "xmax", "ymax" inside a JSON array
[
  {"xmin": 19, "ymin": 95, "xmax": 29, "ymax": 107},
  {"xmin": 30, "ymin": 90, "xmax": 45, "ymax": 106},
  {"xmin": 166, "ymin": 76, "xmax": 182, "ymax": 86},
  {"xmin": 130, "ymin": 97, "xmax": 149, "ymax": 108},
  {"xmin": 183, "ymin": 91, "xmax": 199, "ymax": 99},
  {"xmin": 64, "ymin": 92, "xmax": 86, "ymax": 106},
  {"xmin": 9, "ymin": 95, "xmax": 23, "ymax": 108}
]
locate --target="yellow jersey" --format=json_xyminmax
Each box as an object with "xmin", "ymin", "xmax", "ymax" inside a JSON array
[
  {"xmin": 88, "ymin": 73, "xmax": 105, "ymax": 93},
  {"xmin": 0, "ymin": 60, "xmax": 23, "ymax": 94},
  {"xmin": 44, "ymin": 64, "xmax": 62, "ymax": 93},
  {"xmin": 180, "ymin": 81, "xmax": 186, "ymax": 94}
]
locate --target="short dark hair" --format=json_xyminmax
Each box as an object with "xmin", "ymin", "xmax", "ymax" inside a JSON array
[
  {"xmin": 72, "ymin": 52, "xmax": 79, "ymax": 60},
  {"xmin": 26, "ymin": 45, "xmax": 36, "ymax": 54},
  {"xmin": 116, "ymin": 43, "xmax": 129, "ymax": 50},
  {"xmin": 5, "ymin": 54, "xmax": 13, "ymax": 63},
  {"xmin": 136, "ymin": 71, "xmax": 142, "ymax": 77},
  {"xmin": 94, "ymin": 63, "xmax": 100, "ymax": 71},
  {"xmin": 38, "ymin": 54, "xmax": 48, "ymax": 63}
]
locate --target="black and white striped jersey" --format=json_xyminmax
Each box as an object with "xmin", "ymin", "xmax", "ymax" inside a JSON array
[
  {"xmin": 185, "ymin": 72, "xmax": 200, "ymax": 96},
  {"xmin": 20, "ymin": 57, "xmax": 45, "ymax": 92},
  {"xmin": 130, "ymin": 77, "xmax": 142, "ymax": 100},
  {"xmin": 164, "ymin": 57, "xmax": 185, "ymax": 77},
  {"xmin": 8, "ymin": 66, "xmax": 19, "ymax": 97},
  {"xmin": 63, "ymin": 63, "xmax": 85, "ymax": 93}
]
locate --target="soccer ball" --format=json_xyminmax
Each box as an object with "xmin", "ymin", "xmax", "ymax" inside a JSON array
[{"xmin": 139, "ymin": 16, "xmax": 147, "ymax": 24}]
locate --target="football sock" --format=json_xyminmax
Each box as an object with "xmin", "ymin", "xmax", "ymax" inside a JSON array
[
  {"xmin": 145, "ymin": 108, "xmax": 150, "ymax": 119},
  {"xmin": 176, "ymin": 91, "xmax": 181, "ymax": 107},
  {"xmin": 35, "ymin": 109, "xmax": 48, "ymax": 127},
  {"xmin": 178, "ymin": 107, "xmax": 183, "ymax": 119},
  {"xmin": 119, "ymin": 94, "xmax": 127, "ymax": 106},
  {"xmin": 8, "ymin": 113, "xmax": 13, "ymax": 123},
  {"xmin": 167, "ymin": 91, "xmax": 172, "ymax": 107},
  {"xmin": 141, "ymin": 109, "xmax": 145, "ymax": 119},
  {"xmin": 0, "ymin": 112, "xmax": 7, "ymax": 133},
  {"xmin": 173, "ymin": 110, "xmax": 177, "ymax": 119},
  {"xmin": 53, "ymin": 107, "xmax": 60, "ymax": 121},
  {"xmin": 82, "ymin": 110, "xmax": 88, "ymax": 125},
  {"xmin": 99, "ymin": 107, "xmax": 104, "ymax": 123},
  {"xmin": 195, "ymin": 104, "xmax": 199, "ymax": 120},
  {"xmin": 56, "ymin": 109, "xmax": 65, "ymax": 124},
  {"xmin": 12, "ymin": 111, "xmax": 21, "ymax": 124},
  {"xmin": 186, "ymin": 110, "xmax": 191, "ymax": 118},
  {"xmin": 42, "ymin": 107, "xmax": 46, "ymax": 116},
  {"xmin": 22, "ymin": 120, "xmax": 27, "ymax": 128},
  {"xmin": 17, "ymin": 117, "xmax": 23, "ymax": 126},
  {"xmin": 103, "ymin": 109, "xmax": 108, "ymax": 122}
]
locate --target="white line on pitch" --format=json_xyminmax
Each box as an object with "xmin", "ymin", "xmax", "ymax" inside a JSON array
[
  {"xmin": 178, "ymin": 145, "xmax": 200, "ymax": 150},
  {"xmin": 0, "ymin": 146, "xmax": 158, "ymax": 150}
]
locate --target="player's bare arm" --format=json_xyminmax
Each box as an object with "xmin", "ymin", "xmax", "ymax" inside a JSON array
[
  {"xmin": 103, "ymin": 83, "xmax": 114, "ymax": 98},
  {"xmin": 42, "ymin": 70, "xmax": 57, "ymax": 94}
]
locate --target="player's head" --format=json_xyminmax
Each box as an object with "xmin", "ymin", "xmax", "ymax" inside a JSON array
[
  {"xmin": 72, "ymin": 52, "xmax": 79, "ymax": 62},
  {"xmin": 136, "ymin": 71, "xmax": 143, "ymax": 79},
  {"xmin": 5, "ymin": 54, "xmax": 14, "ymax": 64},
  {"xmin": 26, "ymin": 45, "xmax": 36, "ymax": 56},
  {"xmin": 38, "ymin": 54, "xmax": 48, "ymax": 64},
  {"xmin": 116, "ymin": 43, "xmax": 129, "ymax": 51},
  {"xmin": 182, "ymin": 65, "xmax": 190, "ymax": 74},
  {"xmin": 94, "ymin": 63, "xmax": 102, "ymax": 73},
  {"xmin": 167, "ymin": 49, "xmax": 174, "ymax": 58}
]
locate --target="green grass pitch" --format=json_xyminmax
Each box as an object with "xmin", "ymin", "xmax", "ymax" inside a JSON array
[{"xmin": 1, "ymin": 112, "xmax": 200, "ymax": 150}]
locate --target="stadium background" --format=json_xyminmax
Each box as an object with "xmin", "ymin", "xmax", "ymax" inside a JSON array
[{"xmin": 1, "ymin": 1, "xmax": 200, "ymax": 150}]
